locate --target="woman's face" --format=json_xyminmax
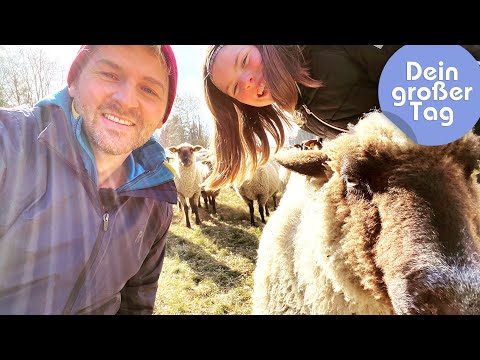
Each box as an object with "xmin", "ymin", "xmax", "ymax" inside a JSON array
[{"xmin": 210, "ymin": 45, "xmax": 274, "ymax": 107}]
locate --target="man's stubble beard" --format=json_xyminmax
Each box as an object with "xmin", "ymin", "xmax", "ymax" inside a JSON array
[
  {"xmin": 82, "ymin": 119, "xmax": 148, "ymax": 156},
  {"xmin": 75, "ymin": 98, "xmax": 155, "ymax": 156}
]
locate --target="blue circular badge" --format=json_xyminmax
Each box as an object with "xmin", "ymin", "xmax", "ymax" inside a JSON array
[{"xmin": 379, "ymin": 45, "xmax": 480, "ymax": 146}]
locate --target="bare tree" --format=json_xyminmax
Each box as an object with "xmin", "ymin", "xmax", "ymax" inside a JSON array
[
  {"xmin": 154, "ymin": 113, "xmax": 185, "ymax": 148},
  {"xmin": 155, "ymin": 92, "xmax": 211, "ymax": 148},
  {"xmin": 0, "ymin": 46, "xmax": 8, "ymax": 107},
  {"xmin": 0, "ymin": 46, "xmax": 63, "ymax": 107}
]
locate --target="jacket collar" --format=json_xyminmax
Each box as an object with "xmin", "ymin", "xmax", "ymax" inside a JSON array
[{"xmin": 34, "ymin": 88, "xmax": 177, "ymax": 202}]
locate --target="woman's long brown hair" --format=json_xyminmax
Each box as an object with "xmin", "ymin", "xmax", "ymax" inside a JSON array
[{"xmin": 203, "ymin": 45, "xmax": 322, "ymax": 190}]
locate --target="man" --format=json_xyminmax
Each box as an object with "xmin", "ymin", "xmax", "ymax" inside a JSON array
[{"xmin": 0, "ymin": 45, "xmax": 178, "ymax": 314}]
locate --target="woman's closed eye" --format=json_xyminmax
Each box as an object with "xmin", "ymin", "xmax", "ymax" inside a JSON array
[
  {"xmin": 233, "ymin": 53, "xmax": 249, "ymax": 96},
  {"xmin": 241, "ymin": 53, "xmax": 248, "ymax": 67}
]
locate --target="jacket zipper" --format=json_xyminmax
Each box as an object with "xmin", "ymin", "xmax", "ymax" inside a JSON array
[
  {"xmin": 302, "ymin": 104, "xmax": 349, "ymax": 133},
  {"xmin": 62, "ymin": 210, "xmax": 110, "ymax": 314},
  {"xmin": 103, "ymin": 213, "xmax": 109, "ymax": 231}
]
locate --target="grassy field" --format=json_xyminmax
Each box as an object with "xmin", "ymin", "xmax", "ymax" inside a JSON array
[{"xmin": 153, "ymin": 187, "xmax": 273, "ymax": 315}]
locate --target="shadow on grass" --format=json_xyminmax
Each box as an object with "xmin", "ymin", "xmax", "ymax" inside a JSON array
[
  {"xmin": 193, "ymin": 186, "xmax": 283, "ymax": 227},
  {"xmin": 165, "ymin": 232, "xmax": 244, "ymax": 290},
  {"xmin": 170, "ymin": 193, "xmax": 280, "ymax": 268},
  {"xmin": 199, "ymin": 217, "xmax": 260, "ymax": 263},
  {"xmin": 201, "ymin": 202, "xmax": 276, "ymax": 226},
  {"xmin": 196, "ymin": 201, "xmax": 274, "ymax": 261}
]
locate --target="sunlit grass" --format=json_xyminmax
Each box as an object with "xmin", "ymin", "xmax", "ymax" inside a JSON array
[{"xmin": 154, "ymin": 187, "xmax": 268, "ymax": 315}]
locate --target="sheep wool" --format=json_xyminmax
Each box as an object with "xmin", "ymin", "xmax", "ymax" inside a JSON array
[{"xmin": 253, "ymin": 110, "xmax": 480, "ymax": 315}]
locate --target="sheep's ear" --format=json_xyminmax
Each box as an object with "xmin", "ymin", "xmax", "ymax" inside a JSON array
[
  {"xmin": 168, "ymin": 146, "xmax": 178, "ymax": 153},
  {"xmin": 193, "ymin": 145, "xmax": 204, "ymax": 152},
  {"xmin": 275, "ymin": 150, "xmax": 330, "ymax": 178},
  {"xmin": 441, "ymin": 131, "xmax": 480, "ymax": 177}
]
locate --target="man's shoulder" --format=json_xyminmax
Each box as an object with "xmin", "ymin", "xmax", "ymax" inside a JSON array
[
  {"xmin": 0, "ymin": 105, "xmax": 39, "ymax": 136},
  {"xmin": 0, "ymin": 104, "xmax": 36, "ymax": 119},
  {"xmin": 1, "ymin": 103, "xmax": 63, "ymax": 133},
  {"xmin": 0, "ymin": 105, "xmax": 48, "ymax": 155}
]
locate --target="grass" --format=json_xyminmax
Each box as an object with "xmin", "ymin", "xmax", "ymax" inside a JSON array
[{"xmin": 153, "ymin": 187, "xmax": 272, "ymax": 315}]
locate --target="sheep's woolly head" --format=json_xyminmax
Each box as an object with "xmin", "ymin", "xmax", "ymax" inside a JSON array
[
  {"xmin": 278, "ymin": 111, "xmax": 480, "ymax": 179},
  {"xmin": 168, "ymin": 143, "xmax": 204, "ymax": 167},
  {"xmin": 275, "ymin": 110, "xmax": 480, "ymax": 314}
]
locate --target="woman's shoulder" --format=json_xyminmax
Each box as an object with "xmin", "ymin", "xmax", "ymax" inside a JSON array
[
  {"xmin": 306, "ymin": 45, "xmax": 402, "ymax": 62},
  {"xmin": 306, "ymin": 46, "xmax": 363, "ymax": 84}
]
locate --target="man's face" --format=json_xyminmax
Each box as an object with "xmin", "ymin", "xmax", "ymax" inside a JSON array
[{"xmin": 68, "ymin": 45, "xmax": 169, "ymax": 156}]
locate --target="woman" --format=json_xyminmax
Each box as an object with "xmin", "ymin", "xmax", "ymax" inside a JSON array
[{"xmin": 203, "ymin": 45, "xmax": 479, "ymax": 189}]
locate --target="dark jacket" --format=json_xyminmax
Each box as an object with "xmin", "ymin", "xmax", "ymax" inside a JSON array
[
  {"xmin": 0, "ymin": 88, "xmax": 177, "ymax": 314},
  {"xmin": 296, "ymin": 45, "xmax": 480, "ymax": 140}
]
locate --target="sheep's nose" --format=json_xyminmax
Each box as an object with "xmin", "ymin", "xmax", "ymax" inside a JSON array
[{"xmin": 390, "ymin": 271, "xmax": 480, "ymax": 315}]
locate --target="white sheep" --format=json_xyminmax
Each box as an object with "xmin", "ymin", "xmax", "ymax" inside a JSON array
[
  {"xmin": 234, "ymin": 161, "xmax": 281, "ymax": 226},
  {"xmin": 168, "ymin": 143, "xmax": 208, "ymax": 228},
  {"xmin": 271, "ymin": 154, "xmax": 297, "ymax": 193},
  {"xmin": 253, "ymin": 110, "xmax": 480, "ymax": 315}
]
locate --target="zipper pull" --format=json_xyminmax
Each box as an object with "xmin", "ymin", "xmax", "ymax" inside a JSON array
[
  {"xmin": 301, "ymin": 103, "xmax": 349, "ymax": 134},
  {"xmin": 103, "ymin": 213, "xmax": 109, "ymax": 231},
  {"xmin": 302, "ymin": 104, "xmax": 312, "ymax": 115}
]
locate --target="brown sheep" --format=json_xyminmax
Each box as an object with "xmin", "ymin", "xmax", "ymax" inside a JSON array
[{"xmin": 253, "ymin": 110, "xmax": 480, "ymax": 315}]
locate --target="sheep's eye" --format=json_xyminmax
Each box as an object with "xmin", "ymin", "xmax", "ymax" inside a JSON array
[
  {"xmin": 344, "ymin": 175, "xmax": 359, "ymax": 188},
  {"xmin": 471, "ymin": 160, "xmax": 480, "ymax": 178},
  {"xmin": 343, "ymin": 174, "xmax": 373, "ymax": 200}
]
